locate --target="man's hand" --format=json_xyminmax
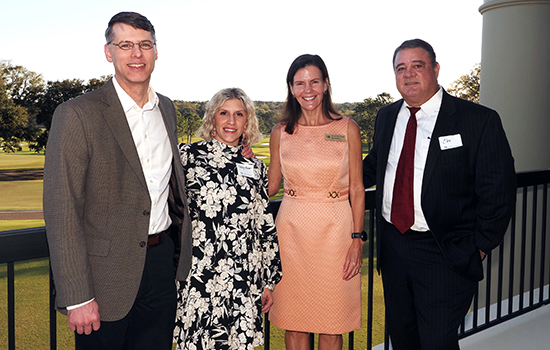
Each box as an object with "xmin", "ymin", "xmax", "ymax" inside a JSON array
[
  {"xmin": 67, "ymin": 300, "xmax": 101, "ymax": 335},
  {"xmin": 242, "ymin": 144, "xmax": 256, "ymax": 159},
  {"xmin": 480, "ymin": 250, "xmax": 487, "ymax": 261}
]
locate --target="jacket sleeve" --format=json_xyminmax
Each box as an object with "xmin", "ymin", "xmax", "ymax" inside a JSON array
[
  {"xmin": 43, "ymin": 102, "xmax": 95, "ymax": 310},
  {"xmin": 473, "ymin": 110, "xmax": 516, "ymax": 253}
]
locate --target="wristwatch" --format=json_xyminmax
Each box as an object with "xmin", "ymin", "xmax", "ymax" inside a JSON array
[{"xmin": 351, "ymin": 231, "xmax": 367, "ymax": 241}]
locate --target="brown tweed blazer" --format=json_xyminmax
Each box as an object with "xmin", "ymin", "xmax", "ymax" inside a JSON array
[{"xmin": 43, "ymin": 79, "xmax": 192, "ymax": 321}]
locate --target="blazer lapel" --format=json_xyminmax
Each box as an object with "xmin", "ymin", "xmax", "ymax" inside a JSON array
[
  {"xmin": 158, "ymin": 97, "xmax": 178, "ymax": 154},
  {"xmin": 421, "ymin": 91, "xmax": 458, "ymax": 195},
  {"xmin": 100, "ymin": 80, "xmax": 148, "ymax": 190}
]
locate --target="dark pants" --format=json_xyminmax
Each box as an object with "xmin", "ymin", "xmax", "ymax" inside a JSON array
[
  {"xmin": 380, "ymin": 220, "xmax": 476, "ymax": 350},
  {"xmin": 75, "ymin": 236, "xmax": 177, "ymax": 350}
]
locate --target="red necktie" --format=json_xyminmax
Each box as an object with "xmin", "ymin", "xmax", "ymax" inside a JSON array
[{"xmin": 391, "ymin": 107, "xmax": 420, "ymax": 233}]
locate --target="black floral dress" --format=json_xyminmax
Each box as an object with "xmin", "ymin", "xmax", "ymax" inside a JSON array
[{"xmin": 174, "ymin": 139, "xmax": 282, "ymax": 350}]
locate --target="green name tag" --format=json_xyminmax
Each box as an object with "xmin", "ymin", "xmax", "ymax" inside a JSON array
[{"xmin": 325, "ymin": 134, "xmax": 346, "ymax": 142}]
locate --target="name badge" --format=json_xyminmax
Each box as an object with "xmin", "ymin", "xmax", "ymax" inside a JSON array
[
  {"xmin": 325, "ymin": 134, "xmax": 346, "ymax": 142},
  {"xmin": 438, "ymin": 134, "xmax": 463, "ymax": 150},
  {"xmin": 236, "ymin": 163, "xmax": 255, "ymax": 178}
]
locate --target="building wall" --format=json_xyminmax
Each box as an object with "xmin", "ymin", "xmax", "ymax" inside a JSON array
[{"xmin": 479, "ymin": 0, "xmax": 550, "ymax": 172}]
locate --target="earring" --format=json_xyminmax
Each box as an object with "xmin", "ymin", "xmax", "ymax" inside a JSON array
[
  {"xmin": 244, "ymin": 124, "xmax": 248, "ymax": 132},
  {"xmin": 211, "ymin": 128, "xmax": 217, "ymax": 137}
]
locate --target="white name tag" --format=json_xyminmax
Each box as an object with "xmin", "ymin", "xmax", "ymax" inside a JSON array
[
  {"xmin": 438, "ymin": 134, "xmax": 463, "ymax": 150},
  {"xmin": 236, "ymin": 163, "xmax": 255, "ymax": 178}
]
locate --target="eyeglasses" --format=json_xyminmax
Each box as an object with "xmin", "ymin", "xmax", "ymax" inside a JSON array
[{"xmin": 109, "ymin": 40, "xmax": 156, "ymax": 51}]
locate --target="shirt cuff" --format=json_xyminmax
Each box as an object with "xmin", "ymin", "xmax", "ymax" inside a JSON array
[{"xmin": 66, "ymin": 298, "xmax": 94, "ymax": 310}]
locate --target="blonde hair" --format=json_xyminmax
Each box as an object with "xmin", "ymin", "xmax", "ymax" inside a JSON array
[{"xmin": 198, "ymin": 88, "xmax": 261, "ymax": 146}]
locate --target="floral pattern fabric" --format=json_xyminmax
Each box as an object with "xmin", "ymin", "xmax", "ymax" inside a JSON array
[{"xmin": 174, "ymin": 139, "xmax": 282, "ymax": 350}]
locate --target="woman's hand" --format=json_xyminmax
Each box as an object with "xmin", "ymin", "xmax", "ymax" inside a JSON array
[
  {"xmin": 343, "ymin": 239, "xmax": 364, "ymax": 281},
  {"xmin": 261, "ymin": 288, "xmax": 274, "ymax": 313},
  {"xmin": 241, "ymin": 144, "xmax": 256, "ymax": 158}
]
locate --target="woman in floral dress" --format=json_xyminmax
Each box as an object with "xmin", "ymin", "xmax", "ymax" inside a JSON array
[{"xmin": 174, "ymin": 88, "xmax": 282, "ymax": 350}]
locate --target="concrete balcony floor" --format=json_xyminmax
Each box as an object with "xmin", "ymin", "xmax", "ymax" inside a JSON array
[
  {"xmin": 372, "ymin": 304, "xmax": 550, "ymax": 350},
  {"xmin": 460, "ymin": 304, "xmax": 550, "ymax": 350}
]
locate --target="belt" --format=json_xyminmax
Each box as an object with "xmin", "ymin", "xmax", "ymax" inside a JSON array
[{"xmin": 148, "ymin": 229, "xmax": 169, "ymax": 247}]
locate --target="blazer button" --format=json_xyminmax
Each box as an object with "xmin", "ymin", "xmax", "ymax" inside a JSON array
[
  {"xmin": 139, "ymin": 241, "xmax": 146, "ymax": 248},
  {"xmin": 143, "ymin": 210, "xmax": 150, "ymax": 216}
]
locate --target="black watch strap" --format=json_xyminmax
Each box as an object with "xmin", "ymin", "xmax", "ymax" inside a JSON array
[{"xmin": 351, "ymin": 231, "xmax": 367, "ymax": 241}]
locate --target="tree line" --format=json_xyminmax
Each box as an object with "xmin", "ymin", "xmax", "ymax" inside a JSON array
[{"xmin": 1, "ymin": 59, "xmax": 480, "ymax": 153}]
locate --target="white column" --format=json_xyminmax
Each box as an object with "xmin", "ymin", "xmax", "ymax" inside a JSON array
[{"xmin": 479, "ymin": 0, "xmax": 550, "ymax": 171}]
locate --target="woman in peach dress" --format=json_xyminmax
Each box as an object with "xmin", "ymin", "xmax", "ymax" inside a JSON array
[{"xmin": 268, "ymin": 54, "xmax": 365, "ymax": 350}]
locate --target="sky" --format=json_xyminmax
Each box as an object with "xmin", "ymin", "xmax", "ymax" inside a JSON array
[{"xmin": 2, "ymin": 0, "xmax": 484, "ymax": 103}]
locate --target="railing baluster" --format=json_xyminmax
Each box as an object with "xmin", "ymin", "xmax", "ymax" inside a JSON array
[
  {"xmin": 496, "ymin": 239, "xmax": 505, "ymax": 319},
  {"xmin": 49, "ymin": 262, "xmax": 57, "ymax": 350},
  {"xmin": 8, "ymin": 261, "xmax": 15, "ymax": 350},
  {"xmin": 366, "ymin": 208, "xmax": 375, "ymax": 350},
  {"xmin": 542, "ymin": 183, "xmax": 549, "ymax": 305},
  {"xmin": 519, "ymin": 186, "xmax": 528, "ymax": 311},
  {"xmin": 529, "ymin": 185, "xmax": 538, "ymax": 307},
  {"xmin": 485, "ymin": 254, "xmax": 492, "ymax": 324},
  {"xmin": 508, "ymin": 202, "xmax": 516, "ymax": 316}
]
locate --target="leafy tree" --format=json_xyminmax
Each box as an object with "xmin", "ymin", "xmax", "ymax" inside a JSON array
[
  {"xmin": 254, "ymin": 101, "xmax": 284, "ymax": 134},
  {"xmin": 1, "ymin": 61, "xmax": 45, "ymax": 152},
  {"xmin": 0, "ymin": 84, "xmax": 33, "ymax": 152},
  {"xmin": 31, "ymin": 76, "xmax": 111, "ymax": 152},
  {"xmin": 447, "ymin": 64, "xmax": 480, "ymax": 103},
  {"xmin": 177, "ymin": 110, "xmax": 202, "ymax": 143},
  {"xmin": 86, "ymin": 75, "xmax": 112, "ymax": 92},
  {"xmin": 351, "ymin": 93, "xmax": 394, "ymax": 150},
  {"xmin": 1, "ymin": 60, "xmax": 45, "ymax": 117}
]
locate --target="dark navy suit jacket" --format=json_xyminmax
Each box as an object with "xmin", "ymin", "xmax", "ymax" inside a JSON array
[{"xmin": 363, "ymin": 90, "xmax": 516, "ymax": 281}]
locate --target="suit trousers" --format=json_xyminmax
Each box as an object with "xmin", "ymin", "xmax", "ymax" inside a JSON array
[
  {"xmin": 380, "ymin": 220, "xmax": 476, "ymax": 350},
  {"xmin": 75, "ymin": 236, "xmax": 177, "ymax": 350}
]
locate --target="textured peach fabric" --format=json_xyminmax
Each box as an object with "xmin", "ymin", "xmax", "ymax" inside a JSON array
[{"xmin": 269, "ymin": 117, "xmax": 361, "ymax": 334}]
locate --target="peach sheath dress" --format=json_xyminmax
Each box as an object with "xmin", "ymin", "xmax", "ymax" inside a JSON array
[{"xmin": 269, "ymin": 117, "xmax": 361, "ymax": 334}]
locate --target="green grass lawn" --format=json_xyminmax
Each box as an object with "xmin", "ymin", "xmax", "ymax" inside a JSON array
[
  {"xmin": 0, "ymin": 220, "xmax": 45, "ymax": 231},
  {"xmin": 0, "ymin": 181, "xmax": 43, "ymax": 210},
  {"xmin": 0, "ymin": 148, "xmax": 45, "ymax": 170}
]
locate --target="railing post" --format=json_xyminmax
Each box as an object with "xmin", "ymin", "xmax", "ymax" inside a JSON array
[
  {"xmin": 264, "ymin": 313, "xmax": 270, "ymax": 350},
  {"xmin": 50, "ymin": 261, "xmax": 57, "ymax": 350},
  {"xmin": 366, "ymin": 205, "xmax": 375, "ymax": 350},
  {"xmin": 8, "ymin": 262, "xmax": 15, "ymax": 350}
]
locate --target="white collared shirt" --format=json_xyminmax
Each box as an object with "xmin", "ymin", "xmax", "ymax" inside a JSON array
[
  {"xmin": 382, "ymin": 87, "xmax": 443, "ymax": 231},
  {"xmin": 112, "ymin": 77, "xmax": 173, "ymax": 236}
]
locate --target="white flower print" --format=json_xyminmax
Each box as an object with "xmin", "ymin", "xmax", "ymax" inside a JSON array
[{"xmin": 175, "ymin": 140, "xmax": 282, "ymax": 350}]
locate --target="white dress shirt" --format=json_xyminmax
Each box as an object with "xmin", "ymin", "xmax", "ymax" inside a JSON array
[
  {"xmin": 112, "ymin": 77, "xmax": 173, "ymax": 236},
  {"xmin": 382, "ymin": 87, "xmax": 443, "ymax": 232}
]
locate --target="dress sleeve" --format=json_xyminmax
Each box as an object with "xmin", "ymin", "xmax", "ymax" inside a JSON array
[
  {"xmin": 178, "ymin": 143, "xmax": 189, "ymax": 168},
  {"xmin": 257, "ymin": 160, "xmax": 283, "ymax": 290}
]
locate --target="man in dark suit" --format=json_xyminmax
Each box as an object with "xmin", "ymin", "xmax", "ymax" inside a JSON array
[
  {"xmin": 362, "ymin": 39, "xmax": 516, "ymax": 350},
  {"xmin": 43, "ymin": 12, "xmax": 192, "ymax": 350}
]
